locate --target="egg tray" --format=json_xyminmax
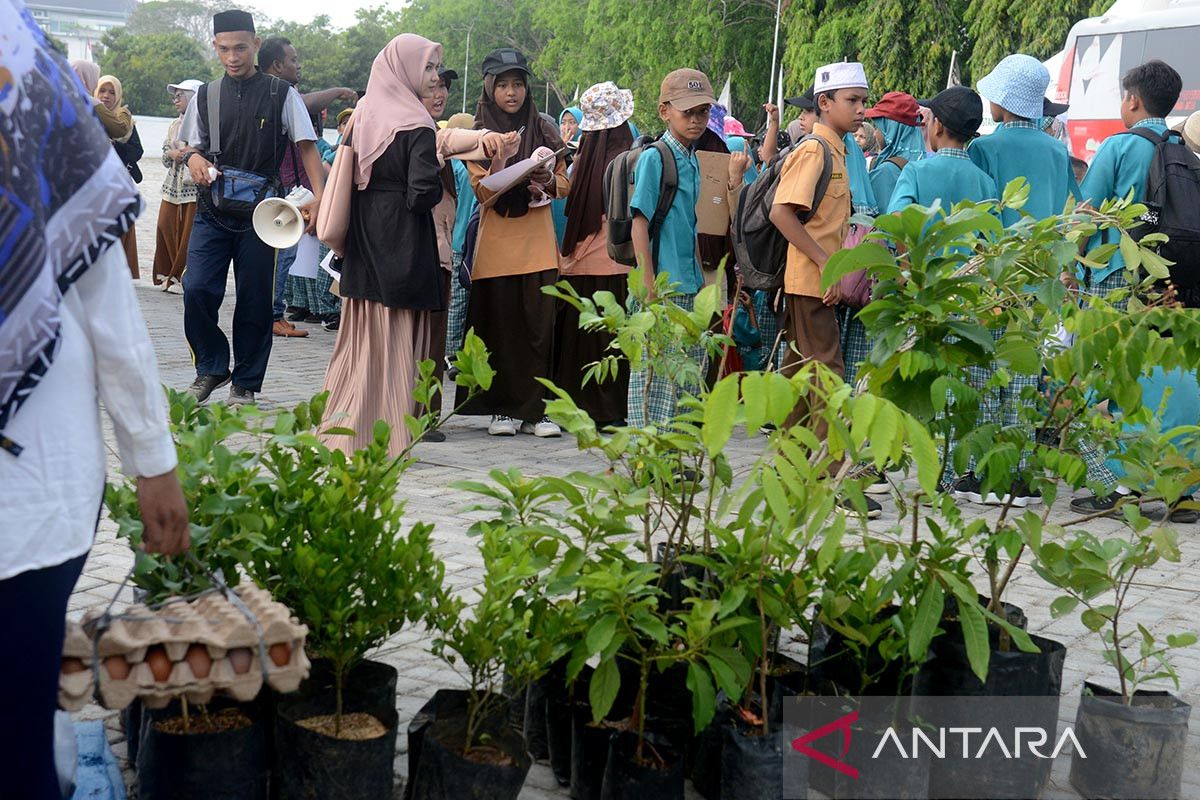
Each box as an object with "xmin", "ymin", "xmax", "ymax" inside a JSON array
[{"xmin": 59, "ymin": 584, "xmax": 310, "ymax": 711}]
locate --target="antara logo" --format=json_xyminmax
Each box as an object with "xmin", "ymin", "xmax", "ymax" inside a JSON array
[
  {"xmin": 871, "ymin": 726, "xmax": 1087, "ymax": 760},
  {"xmin": 791, "ymin": 711, "xmax": 1086, "ymax": 778},
  {"xmin": 791, "ymin": 710, "xmax": 859, "ymax": 778}
]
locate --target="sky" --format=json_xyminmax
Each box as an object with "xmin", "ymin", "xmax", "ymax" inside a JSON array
[{"xmin": 247, "ymin": 0, "xmax": 381, "ymax": 30}]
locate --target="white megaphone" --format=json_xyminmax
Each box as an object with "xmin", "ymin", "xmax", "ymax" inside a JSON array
[{"xmin": 252, "ymin": 186, "xmax": 314, "ymax": 249}]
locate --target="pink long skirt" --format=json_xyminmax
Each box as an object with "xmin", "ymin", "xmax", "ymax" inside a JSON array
[{"xmin": 320, "ymin": 298, "xmax": 432, "ymax": 458}]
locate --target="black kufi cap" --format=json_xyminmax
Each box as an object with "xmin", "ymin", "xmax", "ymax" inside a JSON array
[{"xmin": 213, "ymin": 9, "xmax": 255, "ymax": 34}]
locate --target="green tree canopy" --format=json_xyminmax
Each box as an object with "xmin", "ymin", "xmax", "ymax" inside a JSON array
[{"xmin": 97, "ymin": 28, "xmax": 214, "ymax": 116}]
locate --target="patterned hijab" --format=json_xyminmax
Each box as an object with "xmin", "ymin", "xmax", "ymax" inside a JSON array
[{"xmin": 0, "ymin": 0, "xmax": 142, "ymax": 452}]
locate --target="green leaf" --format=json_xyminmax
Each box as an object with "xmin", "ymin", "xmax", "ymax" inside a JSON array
[
  {"xmin": 908, "ymin": 582, "xmax": 945, "ymax": 663},
  {"xmin": 1118, "ymin": 234, "xmax": 1142, "ymax": 271},
  {"xmin": 1081, "ymin": 608, "xmax": 1109, "ymax": 632},
  {"xmin": 704, "ymin": 653, "xmax": 742, "ymax": 699},
  {"xmin": 702, "ymin": 375, "xmax": 739, "ymax": 455},
  {"xmin": 586, "ymin": 614, "xmax": 619, "ymax": 655},
  {"xmin": 958, "ymin": 600, "xmax": 990, "ymax": 682},
  {"xmin": 1050, "ymin": 596, "xmax": 1079, "ymax": 618},
  {"xmin": 589, "ymin": 657, "xmax": 621, "ymax": 724},
  {"xmin": 687, "ymin": 660, "xmax": 717, "ymax": 733}
]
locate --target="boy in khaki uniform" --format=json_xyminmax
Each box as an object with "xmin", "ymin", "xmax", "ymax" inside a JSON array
[
  {"xmin": 768, "ymin": 62, "xmax": 880, "ymax": 518},
  {"xmin": 770, "ymin": 62, "xmax": 869, "ymax": 386}
]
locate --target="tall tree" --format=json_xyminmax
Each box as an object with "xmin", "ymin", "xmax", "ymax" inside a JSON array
[
  {"xmin": 966, "ymin": 0, "xmax": 1113, "ymax": 78},
  {"xmin": 857, "ymin": 0, "xmax": 968, "ymax": 97},
  {"xmin": 97, "ymin": 29, "xmax": 214, "ymax": 116},
  {"xmin": 124, "ymin": 0, "xmax": 236, "ymax": 55}
]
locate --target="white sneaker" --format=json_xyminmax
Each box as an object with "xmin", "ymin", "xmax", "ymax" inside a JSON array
[
  {"xmin": 520, "ymin": 416, "xmax": 561, "ymax": 438},
  {"xmin": 488, "ymin": 415, "xmax": 517, "ymax": 436}
]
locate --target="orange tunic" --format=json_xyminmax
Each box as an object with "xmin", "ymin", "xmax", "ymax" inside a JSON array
[
  {"xmin": 467, "ymin": 158, "xmax": 570, "ymax": 280},
  {"xmin": 773, "ymin": 122, "xmax": 852, "ymax": 298}
]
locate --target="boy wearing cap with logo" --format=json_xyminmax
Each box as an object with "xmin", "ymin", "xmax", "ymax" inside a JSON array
[
  {"xmin": 969, "ymin": 54, "xmax": 1080, "ymax": 226},
  {"xmin": 1076, "ymin": 60, "xmax": 1182, "ymax": 300},
  {"xmin": 626, "ymin": 68, "xmax": 715, "ymax": 428},
  {"xmin": 768, "ymin": 62, "xmax": 882, "ymax": 517}
]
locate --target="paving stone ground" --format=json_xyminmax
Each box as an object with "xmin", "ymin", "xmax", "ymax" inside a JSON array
[{"xmin": 72, "ymin": 156, "xmax": 1200, "ymax": 799}]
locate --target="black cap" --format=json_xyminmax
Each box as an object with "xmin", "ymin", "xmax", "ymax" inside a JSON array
[
  {"xmin": 784, "ymin": 88, "xmax": 816, "ymax": 111},
  {"xmin": 1043, "ymin": 97, "xmax": 1069, "ymax": 117},
  {"xmin": 438, "ymin": 66, "xmax": 459, "ymax": 89},
  {"xmin": 213, "ymin": 9, "xmax": 254, "ymax": 34},
  {"xmin": 919, "ymin": 86, "xmax": 983, "ymax": 139},
  {"xmin": 481, "ymin": 48, "xmax": 531, "ymax": 78}
]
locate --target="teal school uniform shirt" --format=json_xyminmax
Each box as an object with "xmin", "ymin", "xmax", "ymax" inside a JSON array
[
  {"xmin": 1078, "ymin": 118, "xmax": 1168, "ymax": 283},
  {"xmin": 630, "ymin": 130, "xmax": 703, "ymax": 296},
  {"xmin": 967, "ymin": 122, "xmax": 1081, "ymax": 225},
  {"xmin": 886, "ymin": 148, "xmax": 998, "ymax": 215},
  {"xmin": 451, "ymin": 159, "xmax": 476, "ymax": 255}
]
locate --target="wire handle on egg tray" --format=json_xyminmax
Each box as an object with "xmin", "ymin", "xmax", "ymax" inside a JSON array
[{"xmin": 82, "ymin": 552, "xmax": 272, "ymax": 697}]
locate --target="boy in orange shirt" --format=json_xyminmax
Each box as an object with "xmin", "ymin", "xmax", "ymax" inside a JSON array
[{"xmin": 768, "ymin": 61, "xmax": 879, "ymax": 517}]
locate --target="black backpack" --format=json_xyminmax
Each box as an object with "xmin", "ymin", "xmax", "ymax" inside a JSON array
[
  {"xmin": 732, "ymin": 134, "xmax": 834, "ymax": 291},
  {"xmin": 1119, "ymin": 127, "xmax": 1200, "ymax": 306},
  {"xmin": 603, "ymin": 140, "xmax": 678, "ymax": 266}
]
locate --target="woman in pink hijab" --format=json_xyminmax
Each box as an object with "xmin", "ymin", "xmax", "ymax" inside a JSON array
[{"xmin": 319, "ymin": 34, "xmax": 450, "ymax": 456}]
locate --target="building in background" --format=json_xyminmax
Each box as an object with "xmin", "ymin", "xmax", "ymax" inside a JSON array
[{"xmin": 27, "ymin": 0, "xmax": 135, "ymax": 62}]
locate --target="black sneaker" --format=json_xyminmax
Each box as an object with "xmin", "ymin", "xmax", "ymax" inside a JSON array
[
  {"xmin": 286, "ymin": 308, "xmax": 310, "ymax": 322},
  {"xmin": 420, "ymin": 429, "xmax": 447, "ymax": 443},
  {"xmin": 1069, "ymin": 492, "xmax": 1122, "ymax": 516},
  {"xmin": 322, "ymin": 315, "xmax": 340, "ymax": 332},
  {"xmin": 1003, "ymin": 481, "xmax": 1043, "ymax": 508},
  {"xmin": 300, "ymin": 312, "xmax": 324, "ymax": 324},
  {"xmin": 759, "ymin": 422, "xmax": 777, "ymax": 435},
  {"xmin": 860, "ymin": 468, "xmax": 890, "ymax": 495},
  {"xmin": 227, "ymin": 385, "xmax": 255, "ymax": 406},
  {"xmin": 840, "ymin": 495, "xmax": 883, "ymax": 519},
  {"xmin": 950, "ymin": 473, "xmax": 985, "ymax": 504},
  {"xmin": 1170, "ymin": 496, "xmax": 1199, "ymax": 524},
  {"xmin": 186, "ymin": 372, "xmax": 231, "ymax": 403}
]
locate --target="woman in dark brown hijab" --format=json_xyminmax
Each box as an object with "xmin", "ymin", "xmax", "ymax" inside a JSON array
[{"xmin": 458, "ymin": 48, "xmax": 570, "ymax": 438}]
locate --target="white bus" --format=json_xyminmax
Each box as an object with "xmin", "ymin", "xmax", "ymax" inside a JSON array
[{"xmin": 1056, "ymin": 1, "xmax": 1200, "ymax": 159}]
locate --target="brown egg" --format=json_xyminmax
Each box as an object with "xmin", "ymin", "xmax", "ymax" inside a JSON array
[
  {"xmin": 228, "ymin": 647, "xmax": 253, "ymax": 675},
  {"xmin": 184, "ymin": 644, "xmax": 212, "ymax": 679},
  {"xmin": 104, "ymin": 655, "xmax": 130, "ymax": 681},
  {"xmin": 61, "ymin": 657, "xmax": 87, "ymax": 674},
  {"xmin": 268, "ymin": 642, "xmax": 291, "ymax": 667},
  {"xmin": 145, "ymin": 646, "xmax": 172, "ymax": 683}
]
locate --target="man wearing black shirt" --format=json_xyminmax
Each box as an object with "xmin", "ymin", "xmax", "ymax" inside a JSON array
[{"xmin": 181, "ymin": 10, "xmax": 325, "ymax": 405}]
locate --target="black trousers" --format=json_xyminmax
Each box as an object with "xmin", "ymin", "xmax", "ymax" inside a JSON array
[{"xmin": 0, "ymin": 551, "xmax": 88, "ymax": 799}]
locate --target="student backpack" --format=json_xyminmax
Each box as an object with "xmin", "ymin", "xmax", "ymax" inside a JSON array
[
  {"xmin": 732, "ymin": 134, "xmax": 833, "ymax": 291},
  {"xmin": 1118, "ymin": 127, "xmax": 1200, "ymax": 307},
  {"xmin": 604, "ymin": 140, "xmax": 678, "ymax": 266}
]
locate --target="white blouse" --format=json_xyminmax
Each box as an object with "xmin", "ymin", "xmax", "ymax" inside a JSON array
[{"xmin": 0, "ymin": 244, "xmax": 176, "ymax": 580}]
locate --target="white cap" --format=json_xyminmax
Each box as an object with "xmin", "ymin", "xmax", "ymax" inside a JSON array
[
  {"xmin": 167, "ymin": 79, "xmax": 203, "ymax": 95},
  {"xmin": 813, "ymin": 62, "xmax": 868, "ymax": 94}
]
